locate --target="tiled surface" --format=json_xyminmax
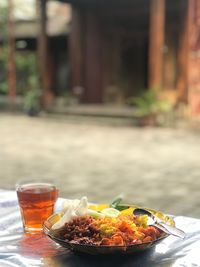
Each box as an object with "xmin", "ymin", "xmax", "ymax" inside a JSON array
[{"xmin": 0, "ymin": 113, "xmax": 200, "ymax": 218}]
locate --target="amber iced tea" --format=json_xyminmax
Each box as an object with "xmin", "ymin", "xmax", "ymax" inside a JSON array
[{"xmin": 16, "ymin": 182, "xmax": 58, "ymax": 233}]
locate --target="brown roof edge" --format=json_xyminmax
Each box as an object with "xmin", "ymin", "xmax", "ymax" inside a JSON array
[
  {"xmin": 56, "ymin": 0, "xmax": 148, "ymax": 9},
  {"xmin": 57, "ymin": 0, "xmax": 137, "ymax": 4}
]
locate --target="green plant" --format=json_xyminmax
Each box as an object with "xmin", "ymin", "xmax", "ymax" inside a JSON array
[
  {"xmin": 0, "ymin": 4, "xmax": 40, "ymax": 100},
  {"xmin": 16, "ymin": 52, "xmax": 39, "ymax": 95},
  {"xmin": 23, "ymin": 81, "xmax": 41, "ymax": 116},
  {"xmin": 0, "ymin": 47, "xmax": 8, "ymax": 94},
  {"xmin": 127, "ymin": 90, "xmax": 172, "ymax": 117},
  {"xmin": 0, "ymin": 80, "xmax": 7, "ymax": 94},
  {"xmin": 0, "ymin": 48, "xmax": 40, "ymax": 96}
]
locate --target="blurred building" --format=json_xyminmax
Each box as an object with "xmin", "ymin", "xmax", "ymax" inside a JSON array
[
  {"xmin": 57, "ymin": 0, "xmax": 200, "ymax": 117},
  {"xmin": 2, "ymin": 0, "xmax": 200, "ymax": 117}
]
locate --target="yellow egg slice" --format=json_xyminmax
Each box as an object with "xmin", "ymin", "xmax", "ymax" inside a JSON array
[{"xmin": 88, "ymin": 204, "xmax": 109, "ymax": 212}]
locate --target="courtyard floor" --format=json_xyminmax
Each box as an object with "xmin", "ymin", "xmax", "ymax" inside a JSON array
[{"xmin": 0, "ymin": 112, "xmax": 199, "ymax": 218}]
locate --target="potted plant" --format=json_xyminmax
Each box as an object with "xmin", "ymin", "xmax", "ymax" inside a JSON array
[
  {"xmin": 23, "ymin": 76, "xmax": 41, "ymax": 116},
  {"xmin": 24, "ymin": 88, "xmax": 41, "ymax": 116},
  {"xmin": 127, "ymin": 90, "xmax": 172, "ymax": 126}
]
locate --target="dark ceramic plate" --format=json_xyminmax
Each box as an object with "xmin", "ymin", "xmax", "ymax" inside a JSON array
[{"xmin": 43, "ymin": 209, "xmax": 174, "ymax": 255}]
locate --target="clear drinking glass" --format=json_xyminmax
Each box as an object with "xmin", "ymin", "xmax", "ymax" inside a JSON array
[{"xmin": 16, "ymin": 179, "xmax": 58, "ymax": 233}]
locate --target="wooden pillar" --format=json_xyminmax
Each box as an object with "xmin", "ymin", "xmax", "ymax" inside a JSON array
[
  {"xmin": 176, "ymin": 0, "xmax": 193, "ymax": 103},
  {"xmin": 187, "ymin": 0, "xmax": 200, "ymax": 116},
  {"xmin": 196, "ymin": 0, "xmax": 200, "ymax": 25},
  {"xmin": 84, "ymin": 10, "xmax": 103, "ymax": 103},
  {"xmin": 37, "ymin": 0, "xmax": 53, "ymax": 109},
  {"xmin": 7, "ymin": 0, "xmax": 16, "ymax": 104},
  {"xmin": 148, "ymin": 0, "xmax": 165, "ymax": 90},
  {"xmin": 68, "ymin": 6, "xmax": 84, "ymax": 99}
]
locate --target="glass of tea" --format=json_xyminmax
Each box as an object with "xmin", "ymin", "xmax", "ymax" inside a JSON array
[{"xmin": 16, "ymin": 179, "xmax": 58, "ymax": 233}]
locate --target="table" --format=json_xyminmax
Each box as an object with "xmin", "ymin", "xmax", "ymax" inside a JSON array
[{"xmin": 0, "ymin": 189, "xmax": 200, "ymax": 267}]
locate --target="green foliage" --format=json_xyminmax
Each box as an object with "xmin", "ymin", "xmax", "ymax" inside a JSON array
[
  {"xmin": 110, "ymin": 196, "xmax": 129, "ymax": 211},
  {"xmin": 0, "ymin": 3, "xmax": 41, "ymax": 106},
  {"xmin": 0, "ymin": 5, "xmax": 8, "ymax": 37},
  {"xmin": 15, "ymin": 52, "xmax": 39, "ymax": 95},
  {"xmin": 0, "ymin": 81, "xmax": 8, "ymax": 94},
  {"xmin": 127, "ymin": 90, "xmax": 172, "ymax": 117},
  {"xmin": 23, "ymin": 87, "xmax": 41, "ymax": 112},
  {"xmin": 0, "ymin": 6, "xmax": 8, "ymax": 22},
  {"xmin": 23, "ymin": 71, "xmax": 41, "ymax": 115},
  {"xmin": 0, "ymin": 47, "xmax": 8, "ymax": 94},
  {"xmin": 0, "ymin": 48, "xmax": 40, "ymax": 95},
  {"xmin": 0, "ymin": 3, "xmax": 8, "ymax": 94}
]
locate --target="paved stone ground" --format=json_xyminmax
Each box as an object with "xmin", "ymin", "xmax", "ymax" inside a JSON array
[{"xmin": 0, "ymin": 113, "xmax": 200, "ymax": 218}]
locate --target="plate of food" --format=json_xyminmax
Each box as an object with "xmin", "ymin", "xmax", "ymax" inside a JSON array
[{"xmin": 43, "ymin": 196, "xmax": 181, "ymax": 255}]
